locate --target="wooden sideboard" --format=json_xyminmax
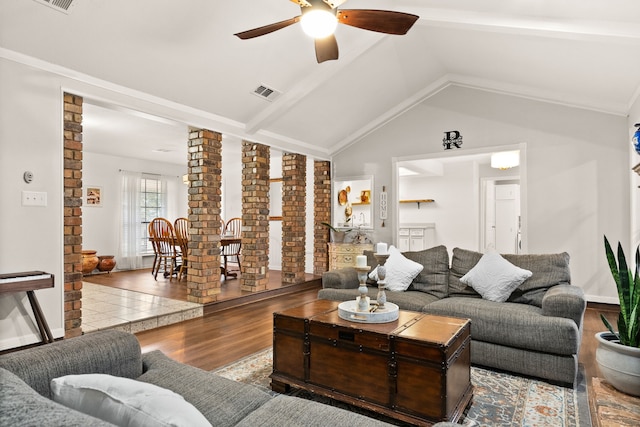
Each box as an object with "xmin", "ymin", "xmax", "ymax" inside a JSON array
[{"xmin": 328, "ymin": 243, "xmax": 373, "ymax": 270}]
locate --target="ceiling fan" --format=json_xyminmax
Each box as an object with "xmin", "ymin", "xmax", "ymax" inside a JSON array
[{"xmin": 234, "ymin": 0, "xmax": 419, "ymax": 63}]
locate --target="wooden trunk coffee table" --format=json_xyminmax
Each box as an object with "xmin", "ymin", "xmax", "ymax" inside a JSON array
[{"xmin": 271, "ymin": 300, "xmax": 472, "ymax": 426}]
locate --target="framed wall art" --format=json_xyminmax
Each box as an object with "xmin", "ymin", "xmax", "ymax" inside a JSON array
[{"xmin": 86, "ymin": 186, "xmax": 102, "ymax": 207}]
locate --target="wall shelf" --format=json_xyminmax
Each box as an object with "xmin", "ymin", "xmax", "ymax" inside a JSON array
[{"xmin": 399, "ymin": 199, "xmax": 435, "ymax": 209}]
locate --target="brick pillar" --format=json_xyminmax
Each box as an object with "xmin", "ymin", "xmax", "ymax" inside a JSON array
[
  {"xmin": 63, "ymin": 93, "xmax": 83, "ymax": 338},
  {"xmin": 314, "ymin": 160, "xmax": 331, "ymax": 275},
  {"xmin": 281, "ymin": 153, "xmax": 307, "ymax": 284},
  {"xmin": 187, "ymin": 129, "xmax": 222, "ymax": 303},
  {"xmin": 241, "ymin": 141, "xmax": 270, "ymax": 292}
]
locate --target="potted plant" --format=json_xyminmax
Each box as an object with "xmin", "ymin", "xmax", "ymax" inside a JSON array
[
  {"xmin": 321, "ymin": 222, "xmax": 351, "ymax": 243},
  {"xmin": 595, "ymin": 236, "xmax": 640, "ymax": 396}
]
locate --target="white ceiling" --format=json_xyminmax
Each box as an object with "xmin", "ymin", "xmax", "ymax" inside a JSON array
[{"xmin": 2, "ymin": 0, "xmax": 640, "ymax": 165}]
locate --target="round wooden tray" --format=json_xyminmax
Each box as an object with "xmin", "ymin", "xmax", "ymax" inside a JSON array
[{"xmin": 338, "ymin": 300, "xmax": 399, "ymax": 323}]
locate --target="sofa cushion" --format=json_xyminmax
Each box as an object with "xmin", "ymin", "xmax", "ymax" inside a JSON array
[
  {"xmin": 51, "ymin": 373, "xmax": 212, "ymax": 427},
  {"xmin": 403, "ymin": 245, "xmax": 449, "ymax": 299},
  {"xmin": 0, "ymin": 329, "xmax": 143, "ymax": 399},
  {"xmin": 503, "ymin": 252, "xmax": 571, "ymax": 307},
  {"xmin": 460, "ymin": 250, "xmax": 532, "ymax": 302},
  {"xmin": 235, "ymin": 394, "xmax": 394, "ymax": 427},
  {"xmin": 368, "ymin": 246, "xmax": 424, "ymax": 291},
  {"xmin": 423, "ymin": 297, "xmax": 580, "ymax": 355},
  {"xmin": 449, "ymin": 248, "xmax": 571, "ymax": 307},
  {"xmin": 0, "ymin": 368, "xmax": 115, "ymax": 427},
  {"xmin": 139, "ymin": 350, "xmax": 272, "ymax": 427}
]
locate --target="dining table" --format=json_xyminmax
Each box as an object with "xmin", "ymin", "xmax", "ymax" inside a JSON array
[{"xmin": 150, "ymin": 235, "xmax": 242, "ymax": 279}]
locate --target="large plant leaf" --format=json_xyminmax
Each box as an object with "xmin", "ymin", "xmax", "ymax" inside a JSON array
[{"xmin": 604, "ymin": 236, "xmax": 640, "ymax": 347}]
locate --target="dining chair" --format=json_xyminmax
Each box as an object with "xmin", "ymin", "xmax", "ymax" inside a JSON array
[
  {"xmin": 222, "ymin": 217, "xmax": 242, "ymax": 278},
  {"xmin": 148, "ymin": 218, "xmax": 178, "ymax": 281},
  {"xmin": 173, "ymin": 217, "xmax": 189, "ymax": 281}
]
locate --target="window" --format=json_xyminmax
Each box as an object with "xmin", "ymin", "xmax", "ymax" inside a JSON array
[{"xmin": 140, "ymin": 177, "xmax": 166, "ymax": 254}]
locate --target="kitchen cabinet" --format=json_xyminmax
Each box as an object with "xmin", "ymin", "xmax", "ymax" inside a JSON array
[{"xmin": 397, "ymin": 224, "xmax": 435, "ymax": 252}]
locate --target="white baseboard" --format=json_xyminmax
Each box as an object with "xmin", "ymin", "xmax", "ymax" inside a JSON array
[{"xmin": 585, "ymin": 294, "xmax": 619, "ymax": 305}]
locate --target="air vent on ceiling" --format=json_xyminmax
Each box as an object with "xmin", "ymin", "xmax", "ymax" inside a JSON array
[
  {"xmin": 252, "ymin": 84, "xmax": 281, "ymax": 102},
  {"xmin": 33, "ymin": 0, "xmax": 76, "ymax": 14}
]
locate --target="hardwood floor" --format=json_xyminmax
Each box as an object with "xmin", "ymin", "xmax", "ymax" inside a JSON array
[
  {"xmin": 111, "ymin": 269, "xmax": 620, "ymax": 423},
  {"xmin": 133, "ymin": 282, "xmax": 619, "ymax": 383},
  {"xmin": 84, "ymin": 268, "xmax": 321, "ymax": 314}
]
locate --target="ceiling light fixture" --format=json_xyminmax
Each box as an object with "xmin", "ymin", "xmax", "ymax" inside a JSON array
[
  {"xmin": 300, "ymin": 9, "xmax": 337, "ymax": 38},
  {"xmin": 491, "ymin": 151, "xmax": 520, "ymax": 170}
]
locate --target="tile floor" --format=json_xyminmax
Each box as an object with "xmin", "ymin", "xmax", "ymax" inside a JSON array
[{"xmin": 82, "ymin": 282, "xmax": 203, "ymax": 334}]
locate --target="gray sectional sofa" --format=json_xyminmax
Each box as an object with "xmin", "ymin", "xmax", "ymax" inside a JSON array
[
  {"xmin": 0, "ymin": 329, "xmax": 394, "ymax": 427},
  {"xmin": 319, "ymin": 245, "xmax": 587, "ymax": 386}
]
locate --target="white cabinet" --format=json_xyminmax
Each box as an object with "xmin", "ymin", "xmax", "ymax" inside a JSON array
[{"xmin": 397, "ymin": 224, "xmax": 434, "ymax": 252}]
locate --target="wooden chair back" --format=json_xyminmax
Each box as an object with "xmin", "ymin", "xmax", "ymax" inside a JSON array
[{"xmin": 173, "ymin": 217, "xmax": 189, "ymax": 281}]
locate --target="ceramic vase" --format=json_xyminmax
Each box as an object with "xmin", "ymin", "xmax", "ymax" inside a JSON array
[
  {"xmin": 595, "ymin": 331, "xmax": 640, "ymax": 397},
  {"xmin": 97, "ymin": 255, "xmax": 116, "ymax": 273},
  {"xmin": 81, "ymin": 250, "xmax": 99, "ymax": 274}
]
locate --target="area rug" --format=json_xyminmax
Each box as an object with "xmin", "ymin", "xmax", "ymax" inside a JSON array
[{"xmin": 214, "ymin": 348, "xmax": 591, "ymax": 426}]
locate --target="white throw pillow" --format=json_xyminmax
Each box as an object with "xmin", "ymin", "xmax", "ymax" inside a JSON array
[
  {"xmin": 460, "ymin": 250, "xmax": 532, "ymax": 302},
  {"xmin": 51, "ymin": 374, "xmax": 212, "ymax": 427},
  {"xmin": 368, "ymin": 245, "xmax": 424, "ymax": 291}
]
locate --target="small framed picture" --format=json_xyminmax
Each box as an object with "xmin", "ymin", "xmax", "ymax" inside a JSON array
[{"xmin": 86, "ymin": 186, "xmax": 102, "ymax": 207}]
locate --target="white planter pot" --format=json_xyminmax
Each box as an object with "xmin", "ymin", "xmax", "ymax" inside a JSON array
[{"xmin": 595, "ymin": 331, "xmax": 640, "ymax": 397}]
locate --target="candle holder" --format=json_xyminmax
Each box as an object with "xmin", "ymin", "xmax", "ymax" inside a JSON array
[
  {"xmin": 373, "ymin": 253, "xmax": 390, "ymax": 308},
  {"xmin": 355, "ymin": 266, "xmax": 371, "ymax": 312}
]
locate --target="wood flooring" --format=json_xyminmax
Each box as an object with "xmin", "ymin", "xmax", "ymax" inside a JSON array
[{"xmin": 95, "ymin": 270, "xmax": 623, "ymax": 425}]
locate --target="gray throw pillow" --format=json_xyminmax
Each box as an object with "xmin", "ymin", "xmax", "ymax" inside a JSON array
[{"xmin": 404, "ymin": 245, "xmax": 450, "ymax": 299}]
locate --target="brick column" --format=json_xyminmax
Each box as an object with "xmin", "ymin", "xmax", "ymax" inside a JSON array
[
  {"xmin": 63, "ymin": 93, "xmax": 83, "ymax": 338},
  {"xmin": 281, "ymin": 153, "xmax": 307, "ymax": 284},
  {"xmin": 314, "ymin": 160, "xmax": 331, "ymax": 275},
  {"xmin": 241, "ymin": 141, "xmax": 270, "ymax": 292},
  {"xmin": 187, "ymin": 129, "xmax": 222, "ymax": 303}
]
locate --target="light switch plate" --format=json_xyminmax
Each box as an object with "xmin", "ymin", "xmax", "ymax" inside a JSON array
[{"xmin": 22, "ymin": 191, "xmax": 47, "ymax": 206}]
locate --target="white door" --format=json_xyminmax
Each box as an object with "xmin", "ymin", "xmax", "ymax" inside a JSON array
[{"xmin": 494, "ymin": 184, "xmax": 520, "ymax": 253}]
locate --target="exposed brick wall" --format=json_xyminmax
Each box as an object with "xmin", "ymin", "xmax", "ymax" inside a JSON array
[
  {"xmin": 63, "ymin": 93, "xmax": 83, "ymax": 338},
  {"xmin": 281, "ymin": 153, "xmax": 307, "ymax": 284},
  {"xmin": 187, "ymin": 129, "xmax": 222, "ymax": 303},
  {"xmin": 314, "ymin": 161, "xmax": 331, "ymax": 275},
  {"xmin": 241, "ymin": 141, "xmax": 270, "ymax": 291}
]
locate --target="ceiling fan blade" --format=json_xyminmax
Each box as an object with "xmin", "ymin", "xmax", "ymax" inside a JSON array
[
  {"xmin": 337, "ymin": 9, "xmax": 419, "ymax": 35},
  {"xmin": 315, "ymin": 35, "xmax": 339, "ymax": 63},
  {"xmin": 290, "ymin": 0, "xmax": 312, "ymax": 7},
  {"xmin": 234, "ymin": 16, "xmax": 301, "ymax": 40}
]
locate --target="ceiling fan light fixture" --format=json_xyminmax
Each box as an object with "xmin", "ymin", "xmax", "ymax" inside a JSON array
[{"xmin": 300, "ymin": 10, "xmax": 337, "ymax": 38}]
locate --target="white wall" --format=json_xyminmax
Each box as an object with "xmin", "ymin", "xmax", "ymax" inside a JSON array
[
  {"xmin": 399, "ymin": 162, "xmax": 477, "ymax": 250},
  {"xmin": 83, "ymin": 152, "xmax": 187, "ymax": 269},
  {"xmin": 333, "ymin": 85, "xmax": 629, "ymax": 303},
  {"xmin": 221, "ymin": 138, "xmax": 242, "ymax": 223},
  {"xmin": 629, "ymin": 98, "xmax": 640, "ymax": 258},
  {"xmin": 0, "ymin": 58, "xmax": 66, "ymax": 349}
]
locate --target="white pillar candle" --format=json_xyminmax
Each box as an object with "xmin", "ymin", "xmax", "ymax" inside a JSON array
[
  {"xmin": 356, "ymin": 255, "xmax": 367, "ymax": 268},
  {"xmin": 376, "ymin": 242, "xmax": 388, "ymax": 255}
]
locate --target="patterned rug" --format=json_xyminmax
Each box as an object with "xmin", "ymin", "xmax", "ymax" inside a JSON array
[{"xmin": 214, "ymin": 347, "xmax": 591, "ymax": 426}]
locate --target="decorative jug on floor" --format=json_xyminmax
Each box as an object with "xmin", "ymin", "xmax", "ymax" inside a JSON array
[
  {"xmin": 97, "ymin": 255, "xmax": 116, "ymax": 273},
  {"xmin": 81, "ymin": 250, "xmax": 99, "ymax": 274}
]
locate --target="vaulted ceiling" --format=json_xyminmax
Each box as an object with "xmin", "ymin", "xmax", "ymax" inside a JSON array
[{"xmin": 2, "ymin": 0, "xmax": 639, "ymax": 164}]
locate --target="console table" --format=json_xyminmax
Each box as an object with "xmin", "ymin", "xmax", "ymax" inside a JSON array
[
  {"xmin": 271, "ymin": 300, "xmax": 472, "ymax": 425},
  {"xmin": 328, "ymin": 243, "xmax": 373, "ymax": 270},
  {"xmin": 0, "ymin": 271, "xmax": 55, "ymax": 344}
]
